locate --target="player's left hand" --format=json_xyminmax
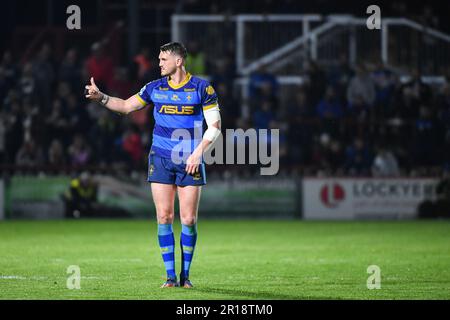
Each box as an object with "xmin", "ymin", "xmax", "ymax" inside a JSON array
[{"xmin": 185, "ymin": 152, "xmax": 202, "ymax": 175}]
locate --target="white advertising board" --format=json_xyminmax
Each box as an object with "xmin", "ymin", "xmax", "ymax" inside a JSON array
[{"xmin": 302, "ymin": 178, "xmax": 438, "ymax": 220}]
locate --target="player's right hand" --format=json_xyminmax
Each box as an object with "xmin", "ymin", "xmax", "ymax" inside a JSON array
[{"xmin": 85, "ymin": 77, "xmax": 103, "ymax": 101}]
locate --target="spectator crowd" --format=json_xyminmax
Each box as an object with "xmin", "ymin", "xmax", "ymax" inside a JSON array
[{"xmin": 1, "ymin": 11, "xmax": 450, "ymax": 178}]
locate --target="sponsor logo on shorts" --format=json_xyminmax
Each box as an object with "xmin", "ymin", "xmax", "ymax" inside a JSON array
[{"xmin": 193, "ymin": 172, "xmax": 201, "ymax": 181}]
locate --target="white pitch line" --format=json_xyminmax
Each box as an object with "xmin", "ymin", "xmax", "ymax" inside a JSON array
[
  {"xmin": 79, "ymin": 258, "xmax": 144, "ymax": 263},
  {"xmin": 0, "ymin": 275, "xmax": 27, "ymax": 280},
  {"xmin": 0, "ymin": 275, "xmax": 110, "ymax": 280}
]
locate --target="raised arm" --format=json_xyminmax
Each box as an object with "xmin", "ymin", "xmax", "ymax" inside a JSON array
[{"xmin": 85, "ymin": 77, "xmax": 146, "ymax": 115}]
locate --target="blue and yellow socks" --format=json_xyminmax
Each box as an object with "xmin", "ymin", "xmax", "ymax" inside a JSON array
[
  {"xmin": 180, "ymin": 223, "xmax": 197, "ymax": 280},
  {"xmin": 157, "ymin": 223, "xmax": 176, "ymax": 280},
  {"xmin": 158, "ymin": 223, "xmax": 197, "ymax": 281}
]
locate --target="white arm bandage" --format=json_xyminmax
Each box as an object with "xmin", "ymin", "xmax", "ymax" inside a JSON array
[{"xmin": 203, "ymin": 107, "xmax": 221, "ymax": 142}]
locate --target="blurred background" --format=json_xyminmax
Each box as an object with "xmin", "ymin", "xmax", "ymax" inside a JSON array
[{"xmin": 1, "ymin": 0, "xmax": 450, "ymax": 220}]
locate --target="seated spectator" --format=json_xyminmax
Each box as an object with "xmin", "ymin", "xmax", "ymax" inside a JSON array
[
  {"xmin": 210, "ymin": 54, "xmax": 235, "ymax": 90},
  {"xmin": 56, "ymin": 81, "xmax": 72, "ymax": 105},
  {"xmin": 286, "ymin": 89, "xmax": 314, "ymax": 165},
  {"xmin": 15, "ymin": 138, "xmax": 44, "ymax": 167},
  {"xmin": 344, "ymin": 137, "xmax": 372, "ymax": 176},
  {"xmin": 85, "ymin": 42, "xmax": 114, "ymax": 90},
  {"xmin": 48, "ymin": 139, "xmax": 67, "ymax": 166},
  {"xmin": 303, "ymin": 60, "xmax": 327, "ymax": 107},
  {"xmin": 371, "ymin": 61, "xmax": 396, "ymax": 117},
  {"xmin": 392, "ymin": 85, "xmax": 420, "ymax": 119},
  {"xmin": 287, "ymin": 88, "xmax": 313, "ymax": 119},
  {"xmin": 316, "ymin": 86, "xmax": 343, "ymax": 119},
  {"xmin": 316, "ymin": 86, "xmax": 343, "ymax": 136},
  {"xmin": 346, "ymin": 95, "xmax": 370, "ymax": 120},
  {"xmin": 402, "ymin": 69, "xmax": 433, "ymax": 106},
  {"xmin": 19, "ymin": 63, "xmax": 36, "ymax": 100},
  {"xmin": 59, "ymin": 48, "xmax": 81, "ymax": 91},
  {"xmin": 46, "ymin": 98, "xmax": 70, "ymax": 144},
  {"xmin": 347, "ymin": 64, "xmax": 376, "ymax": 108},
  {"xmin": 312, "ymin": 133, "xmax": 345, "ymax": 174},
  {"xmin": 121, "ymin": 125, "xmax": 144, "ymax": 167},
  {"xmin": 133, "ymin": 47, "xmax": 153, "ymax": 82},
  {"xmin": 371, "ymin": 145, "xmax": 400, "ymax": 177},
  {"xmin": 327, "ymin": 54, "xmax": 352, "ymax": 95},
  {"xmin": 108, "ymin": 67, "xmax": 134, "ymax": 99},
  {"xmin": 248, "ymin": 67, "xmax": 278, "ymax": 106},
  {"xmin": 66, "ymin": 93, "xmax": 91, "ymax": 136},
  {"xmin": 253, "ymin": 100, "xmax": 275, "ymax": 130},
  {"xmin": 89, "ymin": 110, "xmax": 119, "ymax": 164},
  {"xmin": 436, "ymin": 83, "xmax": 450, "ymax": 123},
  {"xmin": 215, "ymin": 83, "xmax": 239, "ymax": 129},
  {"xmin": 419, "ymin": 5, "xmax": 440, "ymax": 29},
  {"xmin": 443, "ymin": 130, "xmax": 450, "ymax": 171},
  {"xmin": 0, "ymin": 112, "xmax": 5, "ymax": 164},
  {"xmin": 413, "ymin": 106, "xmax": 440, "ymax": 166},
  {"xmin": 4, "ymin": 101, "xmax": 24, "ymax": 163},
  {"xmin": 68, "ymin": 134, "xmax": 92, "ymax": 167},
  {"xmin": 0, "ymin": 51, "xmax": 19, "ymax": 102},
  {"xmin": 32, "ymin": 43, "xmax": 55, "ymax": 108}
]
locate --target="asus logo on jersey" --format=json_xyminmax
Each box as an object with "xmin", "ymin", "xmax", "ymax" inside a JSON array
[{"xmin": 159, "ymin": 105, "xmax": 195, "ymax": 115}]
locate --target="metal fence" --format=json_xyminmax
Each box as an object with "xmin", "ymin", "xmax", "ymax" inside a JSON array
[
  {"xmin": 173, "ymin": 14, "xmax": 450, "ymax": 74},
  {"xmin": 172, "ymin": 14, "xmax": 450, "ymax": 110}
]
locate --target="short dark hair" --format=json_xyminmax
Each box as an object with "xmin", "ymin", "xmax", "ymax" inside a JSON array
[{"xmin": 160, "ymin": 42, "xmax": 187, "ymax": 59}]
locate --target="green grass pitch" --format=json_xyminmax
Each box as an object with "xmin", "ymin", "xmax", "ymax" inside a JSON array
[{"xmin": 0, "ymin": 219, "xmax": 449, "ymax": 300}]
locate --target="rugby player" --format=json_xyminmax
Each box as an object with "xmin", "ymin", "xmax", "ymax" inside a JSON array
[{"xmin": 85, "ymin": 42, "xmax": 221, "ymax": 288}]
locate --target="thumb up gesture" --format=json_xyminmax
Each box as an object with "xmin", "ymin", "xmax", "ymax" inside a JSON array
[{"xmin": 85, "ymin": 77, "xmax": 103, "ymax": 101}]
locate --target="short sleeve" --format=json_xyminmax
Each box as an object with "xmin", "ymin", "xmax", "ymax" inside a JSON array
[
  {"xmin": 136, "ymin": 82, "xmax": 154, "ymax": 106},
  {"xmin": 200, "ymin": 82, "xmax": 219, "ymax": 111}
]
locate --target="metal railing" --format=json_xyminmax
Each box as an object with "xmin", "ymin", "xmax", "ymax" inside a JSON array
[
  {"xmin": 172, "ymin": 13, "xmax": 450, "ymax": 118},
  {"xmin": 172, "ymin": 14, "xmax": 450, "ymax": 75}
]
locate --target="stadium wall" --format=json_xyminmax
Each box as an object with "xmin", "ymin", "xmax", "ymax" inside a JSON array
[
  {"xmin": 2, "ymin": 176, "xmax": 439, "ymax": 220},
  {"xmin": 3, "ymin": 176, "xmax": 299, "ymax": 219}
]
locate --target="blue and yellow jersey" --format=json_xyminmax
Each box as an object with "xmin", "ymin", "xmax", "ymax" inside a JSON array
[{"xmin": 136, "ymin": 72, "xmax": 219, "ymax": 160}]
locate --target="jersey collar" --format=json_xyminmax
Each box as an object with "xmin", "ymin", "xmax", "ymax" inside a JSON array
[{"xmin": 167, "ymin": 72, "xmax": 192, "ymax": 90}]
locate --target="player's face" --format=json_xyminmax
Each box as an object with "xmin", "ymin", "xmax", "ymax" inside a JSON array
[{"xmin": 158, "ymin": 51, "xmax": 179, "ymax": 76}]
